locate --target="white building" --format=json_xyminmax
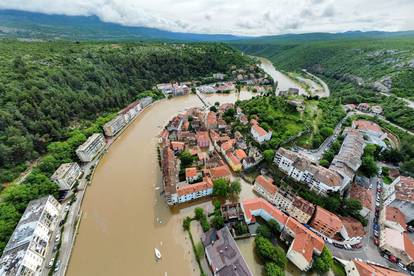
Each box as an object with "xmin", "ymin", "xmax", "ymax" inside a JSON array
[
  {"xmin": 250, "ymin": 123, "xmax": 272, "ymax": 144},
  {"xmin": 383, "ymin": 176, "xmax": 414, "ymax": 222},
  {"xmin": 103, "ymin": 115, "xmax": 126, "ymax": 137},
  {"xmin": 0, "ymin": 196, "xmax": 62, "ymax": 276},
  {"xmin": 121, "ymin": 101, "xmax": 141, "ymax": 123},
  {"xmin": 51, "ymin": 162, "xmax": 82, "ymax": 190},
  {"xmin": 175, "ymin": 177, "xmax": 213, "ymax": 204},
  {"xmin": 76, "ymin": 133, "xmax": 106, "ymax": 162},
  {"xmin": 140, "ymin": 96, "xmax": 153, "ymax": 108},
  {"xmin": 253, "ymin": 175, "xmax": 278, "ymax": 204}
]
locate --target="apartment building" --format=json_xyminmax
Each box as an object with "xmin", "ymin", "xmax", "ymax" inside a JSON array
[
  {"xmin": 253, "ymin": 175, "xmax": 278, "ymax": 204},
  {"xmin": 161, "ymin": 147, "xmax": 179, "ymax": 205},
  {"xmin": 0, "ymin": 196, "xmax": 62, "ymax": 276},
  {"xmin": 120, "ymin": 100, "xmax": 141, "ymax": 123},
  {"xmin": 250, "ymin": 122, "xmax": 272, "ymax": 144},
  {"xmin": 381, "ymin": 206, "xmax": 407, "ymax": 233},
  {"xmin": 310, "ymin": 206, "xmax": 343, "ymax": 238},
  {"xmin": 76, "ymin": 133, "xmax": 106, "ymax": 162},
  {"xmin": 288, "ymin": 196, "xmax": 315, "ymax": 224},
  {"xmin": 140, "ymin": 96, "xmax": 153, "ymax": 108},
  {"xmin": 176, "ymin": 177, "xmax": 213, "ymax": 204},
  {"xmin": 51, "ymin": 162, "xmax": 82, "ymax": 190},
  {"xmin": 103, "ymin": 114, "xmax": 126, "ymax": 137}
]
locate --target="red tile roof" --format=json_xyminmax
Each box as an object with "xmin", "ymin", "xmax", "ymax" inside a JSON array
[
  {"xmin": 404, "ymin": 233, "xmax": 414, "ymax": 261},
  {"xmin": 311, "ymin": 206, "xmax": 343, "ymax": 233},
  {"xmin": 235, "ymin": 149, "xmax": 247, "ymax": 160},
  {"xmin": 255, "ymin": 175, "xmax": 277, "ymax": 195},
  {"xmin": 185, "ymin": 167, "xmax": 198, "ymax": 178},
  {"xmin": 353, "ymin": 259, "xmax": 407, "ymax": 276},
  {"xmin": 340, "ymin": 216, "xmax": 366, "ymax": 238},
  {"xmin": 385, "ymin": 206, "xmax": 406, "ymax": 230},
  {"xmin": 177, "ymin": 177, "xmax": 213, "ymax": 196},
  {"xmin": 252, "ymin": 124, "xmax": 268, "ymax": 137},
  {"xmin": 395, "ymin": 176, "xmax": 414, "ymax": 203},
  {"xmin": 353, "ymin": 120, "xmax": 382, "ymax": 133},
  {"xmin": 210, "ymin": 165, "xmax": 231, "ymax": 179},
  {"xmin": 350, "ymin": 183, "xmax": 372, "ymax": 209},
  {"xmin": 207, "ymin": 111, "xmax": 217, "ymax": 126},
  {"xmin": 242, "ymin": 198, "xmax": 288, "ymax": 225},
  {"xmin": 171, "ymin": 141, "xmax": 185, "ymax": 151},
  {"xmin": 221, "ymin": 139, "xmax": 235, "ymax": 152},
  {"xmin": 285, "ymin": 217, "xmax": 325, "ymax": 262},
  {"xmin": 227, "ymin": 152, "xmax": 241, "ymax": 166}
]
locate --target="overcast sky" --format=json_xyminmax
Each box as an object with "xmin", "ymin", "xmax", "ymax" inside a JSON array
[{"xmin": 1, "ymin": 0, "xmax": 414, "ymax": 35}]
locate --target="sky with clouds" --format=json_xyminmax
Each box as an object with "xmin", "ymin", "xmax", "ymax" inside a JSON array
[{"xmin": 1, "ymin": 0, "xmax": 413, "ymax": 35}]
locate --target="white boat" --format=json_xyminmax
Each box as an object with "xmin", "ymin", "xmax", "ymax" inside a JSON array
[{"xmin": 155, "ymin": 248, "xmax": 162, "ymax": 260}]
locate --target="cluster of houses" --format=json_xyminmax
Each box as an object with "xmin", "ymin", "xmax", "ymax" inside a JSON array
[
  {"xmin": 0, "ymin": 196, "xmax": 62, "ymax": 276},
  {"xmin": 159, "ymin": 103, "xmax": 268, "ymax": 205},
  {"xmin": 50, "ymin": 97, "xmax": 153, "ymax": 191},
  {"xmin": 345, "ymin": 102, "xmax": 383, "ymax": 115},
  {"xmin": 231, "ymin": 66, "xmax": 272, "ymax": 85},
  {"xmin": 156, "ymin": 82, "xmax": 191, "ymax": 97},
  {"xmin": 198, "ymin": 82, "xmax": 235, "ymax": 94}
]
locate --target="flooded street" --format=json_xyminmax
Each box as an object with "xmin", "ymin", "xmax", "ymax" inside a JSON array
[{"xmin": 67, "ymin": 60, "xmax": 308, "ymax": 276}]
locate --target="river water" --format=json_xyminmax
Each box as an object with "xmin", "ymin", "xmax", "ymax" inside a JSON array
[{"xmin": 67, "ymin": 62, "xmax": 303, "ymax": 276}]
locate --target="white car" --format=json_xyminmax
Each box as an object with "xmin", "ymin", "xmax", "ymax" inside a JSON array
[
  {"xmin": 64, "ymin": 205, "xmax": 70, "ymax": 212},
  {"xmin": 54, "ymin": 260, "xmax": 61, "ymax": 272},
  {"xmin": 55, "ymin": 234, "xmax": 60, "ymax": 243},
  {"xmin": 48, "ymin": 258, "xmax": 55, "ymax": 268}
]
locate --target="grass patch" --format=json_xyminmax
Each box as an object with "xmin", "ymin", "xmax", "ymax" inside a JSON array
[{"xmin": 332, "ymin": 260, "xmax": 346, "ymax": 276}]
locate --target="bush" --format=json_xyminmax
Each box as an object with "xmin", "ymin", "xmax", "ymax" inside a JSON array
[
  {"xmin": 183, "ymin": 216, "xmax": 192, "ymax": 231},
  {"xmin": 313, "ymin": 247, "xmax": 333, "ymax": 273},
  {"xmin": 256, "ymin": 224, "xmax": 272, "ymax": 239},
  {"xmin": 200, "ymin": 216, "xmax": 210, "ymax": 232},
  {"xmin": 235, "ymin": 222, "xmax": 249, "ymax": 235},
  {"xmin": 194, "ymin": 207, "xmax": 204, "ymax": 221},
  {"xmin": 255, "ymin": 236, "xmax": 287, "ymax": 269},
  {"xmin": 211, "ymin": 215, "xmax": 224, "ymax": 230},
  {"xmin": 264, "ymin": 262, "xmax": 285, "ymax": 276},
  {"xmin": 319, "ymin": 159, "xmax": 330, "ymax": 168}
]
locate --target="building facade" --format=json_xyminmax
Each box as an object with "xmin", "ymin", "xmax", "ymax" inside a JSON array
[
  {"xmin": 0, "ymin": 196, "xmax": 62, "ymax": 276},
  {"xmin": 103, "ymin": 114, "xmax": 126, "ymax": 137},
  {"xmin": 51, "ymin": 162, "xmax": 82, "ymax": 190},
  {"xmin": 76, "ymin": 133, "xmax": 106, "ymax": 162}
]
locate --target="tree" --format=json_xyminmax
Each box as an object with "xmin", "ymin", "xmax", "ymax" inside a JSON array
[
  {"xmin": 209, "ymin": 106, "xmax": 217, "ymax": 112},
  {"xmin": 229, "ymin": 181, "xmax": 241, "ymax": 197},
  {"xmin": 268, "ymin": 219, "xmax": 281, "ymax": 234},
  {"xmin": 179, "ymin": 151, "xmax": 195, "ymax": 168},
  {"xmin": 319, "ymin": 159, "xmax": 330, "ymax": 168},
  {"xmin": 213, "ymin": 179, "xmax": 229, "ymax": 198},
  {"xmin": 313, "ymin": 247, "xmax": 333, "ymax": 273},
  {"xmin": 320, "ymin": 127, "xmax": 334, "ymax": 139},
  {"xmin": 264, "ymin": 262, "xmax": 285, "ymax": 276},
  {"xmin": 263, "ymin": 149, "xmax": 275, "ymax": 163},
  {"xmin": 255, "ymin": 236, "xmax": 287, "ymax": 269},
  {"xmin": 361, "ymin": 156, "xmax": 378, "ymax": 177},
  {"xmin": 256, "ymin": 224, "xmax": 272, "ymax": 239},
  {"xmin": 195, "ymin": 242, "xmax": 204, "ymax": 260},
  {"xmin": 194, "ymin": 207, "xmax": 204, "ymax": 221},
  {"xmin": 183, "ymin": 216, "xmax": 192, "ymax": 231},
  {"xmin": 235, "ymin": 222, "xmax": 249, "ymax": 235},
  {"xmin": 211, "ymin": 215, "xmax": 224, "ymax": 229}
]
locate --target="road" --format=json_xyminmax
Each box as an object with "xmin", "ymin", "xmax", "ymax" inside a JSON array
[
  {"xmin": 302, "ymin": 69, "xmax": 330, "ymax": 98},
  {"xmin": 380, "ymin": 91, "xmax": 414, "ymax": 109}
]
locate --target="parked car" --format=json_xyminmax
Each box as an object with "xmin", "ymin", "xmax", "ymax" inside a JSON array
[
  {"xmin": 389, "ymin": 255, "xmax": 397, "ymax": 263},
  {"xmin": 333, "ymin": 243, "xmax": 344, "ymax": 249},
  {"xmin": 64, "ymin": 205, "xmax": 70, "ymax": 212},
  {"xmin": 59, "ymin": 220, "xmax": 65, "ymax": 227},
  {"xmin": 48, "ymin": 258, "xmax": 55, "ymax": 268},
  {"xmin": 55, "ymin": 234, "xmax": 60, "ymax": 243},
  {"xmin": 374, "ymin": 238, "xmax": 379, "ymax": 246},
  {"xmin": 54, "ymin": 260, "xmax": 61, "ymax": 272},
  {"xmin": 374, "ymin": 230, "xmax": 379, "ymax": 238},
  {"xmin": 373, "ymin": 223, "xmax": 379, "ymax": 231},
  {"xmin": 353, "ymin": 243, "xmax": 363, "ymax": 249}
]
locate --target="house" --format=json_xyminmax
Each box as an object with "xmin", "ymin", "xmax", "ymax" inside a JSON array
[
  {"xmin": 171, "ymin": 141, "xmax": 185, "ymax": 153},
  {"xmin": 209, "ymin": 165, "xmax": 231, "ymax": 181},
  {"xmin": 234, "ymin": 149, "xmax": 247, "ymax": 161},
  {"xmin": 226, "ymin": 152, "xmax": 242, "ymax": 172},
  {"xmin": 344, "ymin": 104, "xmax": 357, "ymax": 112},
  {"xmin": 274, "ymin": 189, "xmax": 294, "ymax": 213},
  {"xmin": 350, "ymin": 183, "xmax": 372, "ymax": 218},
  {"xmin": 0, "ymin": 196, "xmax": 61, "ymax": 276},
  {"xmin": 221, "ymin": 203, "xmax": 244, "ymax": 222},
  {"xmin": 345, "ymin": 259, "xmax": 406, "ymax": 276},
  {"xmin": 383, "ymin": 176, "xmax": 414, "ymax": 222},
  {"xmin": 185, "ymin": 167, "xmax": 202, "ymax": 184},
  {"xmin": 162, "ymin": 147, "xmax": 179, "ymax": 205},
  {"xmin": 352, "ymin": 120, "xmax": 386, "ymax": 140},
  {"xmin": 76, "ymin": 133, "xmax": 106, "ymax": 162},
  {"xmin": 379, "ymin": 228, "xmax": 414, "ymax": 269},
  {"xmin": 202, "ymin": 227, "xmax": 252, "ymax": 276},
  {"xmin": 140, "ymin": 96, "xmax": 153, "ymax": 108},
  {"xmin": 241, "ymin": 198, "xmax": 324, "ymax": 272},
  {"xmin": 340, "ymin": 217, "xmax": 365, "ymax": 243},
  {"xmin": 213, "ymin": 73, "xmax": 226, "ymax": 80},
  {"xmin": 253, "ymin": 175, "xmax": 278, "ymax": 204},
  {"xmin": 196, "ymin": 131, "xmax": 210, "ymax": 148},
  {"xmin": 250, "ymin": 122, "xmax": 272, "ymax": 144},
  {"xmin": 310, "ymin": 206, "xmax": 343, "ymax": 238},
  {"xmin": 220, "ymin": 139, "xmax": 235, "ymax": 155},
  {"xmin": 51, "ymin": 162, "xmax": 82, "ymax": 190},
  {"xmin": 282, "ymin": 217, "xmax": 325, "ymax": 271},
  {"xmin": 382, "ymin": 206, "xmax": 407, "ymax": 233},
  {"xmin": 357, "ymin": 103, "xmax": 370, "ymax": 112},
  {"xmin": 176, "ymin": 177, "xmax": 213, "ymax": 203},
  {"xmin": 120, "ymin": 100, "xmax": 141, "ymax": 123},
  {"xmin": 371, "ymin": 105, "xmax": 383, "ymax": 115},
  {"xmin": 206, "ymin": 111, "xmax": 217, "ymax": 129},
  {"xmin": 288, "ymin": 196, "xmax": 315, "ymax": 224},
  {"xmin": 239, "ymin": 114, "xmax": 248, "ymax": 125}
]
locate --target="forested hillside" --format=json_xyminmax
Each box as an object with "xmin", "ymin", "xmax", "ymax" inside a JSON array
[{"xmin": 0, "ymin": 41, "xmax": 250, "ymax": 183}]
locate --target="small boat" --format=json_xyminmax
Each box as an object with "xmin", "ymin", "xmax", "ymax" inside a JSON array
[{"xmin": 155, "ymin": 248, "xmax": 162, "ymax": 260}]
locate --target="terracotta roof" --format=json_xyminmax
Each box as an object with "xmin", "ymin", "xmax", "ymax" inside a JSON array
[
  {"xmin": 340, "ymin": 216, "xmax": 365, "ymax": 238},
  {"xmin": 197, "ymin": 152, "xmax": 208, "ymax": 161},
  {"xmin": 207, "ymin": 111, "xmax": 217, "ymax": 126},
  {"xmin": 242, "ymin": 198, "xmax": 288, "ymax": 225},
  {"xmin": 182, "ymin": 121, "xmax": 190, "ymax": 131},
  {"xmin": 250, "ymin": 119, "xmax": 258, "ymax": 125},
  {"xmin": 285, "ymin": 217, "xmax": 325, "ymax": 262},
  {"xmin": 210, "ymin": 165, "xmax": 231, "ymax": 179},
  {"xmin": 252, "ymin": 124, "xmax": 268, "ymax": 137},
  {"xmin": 385, "ymin": 206, "xmax": 406, "ymax": 230},
  {"xmin": 292, "ymin": 196, "xmax": 315, "ymax": 216},
  {"xmin": 350, "ymin": 183, "xmax": 372, "ymax": 210},
  {"xmin": 353, "ymin": 259, "xmax": 407, "ymax": 276},
  {"xmin": 311, "ymin": 206, "xmax": 343, "ymax": 233},
  {"xmin": 177, "ymin": 177, "xmax": 213, "ymax": 196},
  {"xmin": 185, "ymin": 167, "xmax": 198, "ymax": 178},
  {"xmin": 171, "ymin": 141, "xmax": 185, "ymax": 150},
  {"xmin": 404, "ymin": 232, "xmax": 414, "ymax": 261},
  {"xmin": 313, "ymin": 166, "xmax": 342, "ymax": 187},
  {"xmin": 395, "ymin": 176, "xmax": 414, "ymax": 202},
  {"xmin": 227, "ymin": 152, "xmax": 241, "ymax": 166},
  {"xmin": 221, "ymin": 139, "xmax": 235, "ymax": 152},
  {"xmin": 209, "ymin": 129, "xmax": 220, "ymax": 142},
  {"xmin": 235, "ymin": 149, "xmax": 247, "ymax": 160},
  {"xmin": 254, "ymin": 175, "xmax": 277, "ymax": 195},
  {"xmin": 353, "ymin": 120, "xmax": 383, "ymax": 134}
]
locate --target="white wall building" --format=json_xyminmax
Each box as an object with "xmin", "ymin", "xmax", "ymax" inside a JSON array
[
  {"xmin": 76, "ymin": 133, "xmax": 106, "ymax": 162},
  {"xmin": 250, "ymin": 123, "xmax": 272, "ymax": 144},
  {"xmin": 51, "ymin": 162, "xmax": 82, "ymax": 190},
  {"xmin": 103, "ymin": 115, "xmax": 126, "ymax": 137},
  {"xmin": 0, "ymin": 196, "xmax": 62, "ymax": 276}
]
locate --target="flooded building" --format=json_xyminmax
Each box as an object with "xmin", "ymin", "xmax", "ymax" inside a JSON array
[
  {"xmin": 51, "ymin": 162, "xmax": 82, "ymax": 190},
  {"xmin": 0, "ymin": 196, "xmax": 62, "ymax": 276},
  {"xmin": 76, "ymin": 133, "xmax": 106, "ymax": 162},
  {"xmin": 103, "ymin": 115, "xmax": 127, "ymax": 137}
]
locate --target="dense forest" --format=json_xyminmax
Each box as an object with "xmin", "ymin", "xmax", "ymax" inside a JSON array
[{"xmin": 0, "ymin": 40, "xmax": 251, "ymax": 183}]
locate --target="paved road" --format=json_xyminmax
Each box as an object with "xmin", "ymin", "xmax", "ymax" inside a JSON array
[
  {"xmin": 380, "ymin": 91, "xmax": 414, "ymax": 110},
  {"xmin": 302, "ymin": 69, "xmax": 330, "ymax": 98}
]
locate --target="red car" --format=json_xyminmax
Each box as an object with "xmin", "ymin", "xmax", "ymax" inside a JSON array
[
  {"xmin": 374, "ymin": 238, "xmax": 379, "ymax": 246},
  {"xmin": 389, "ymin": 255, "xmax": 397, "ymax": 263}
]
